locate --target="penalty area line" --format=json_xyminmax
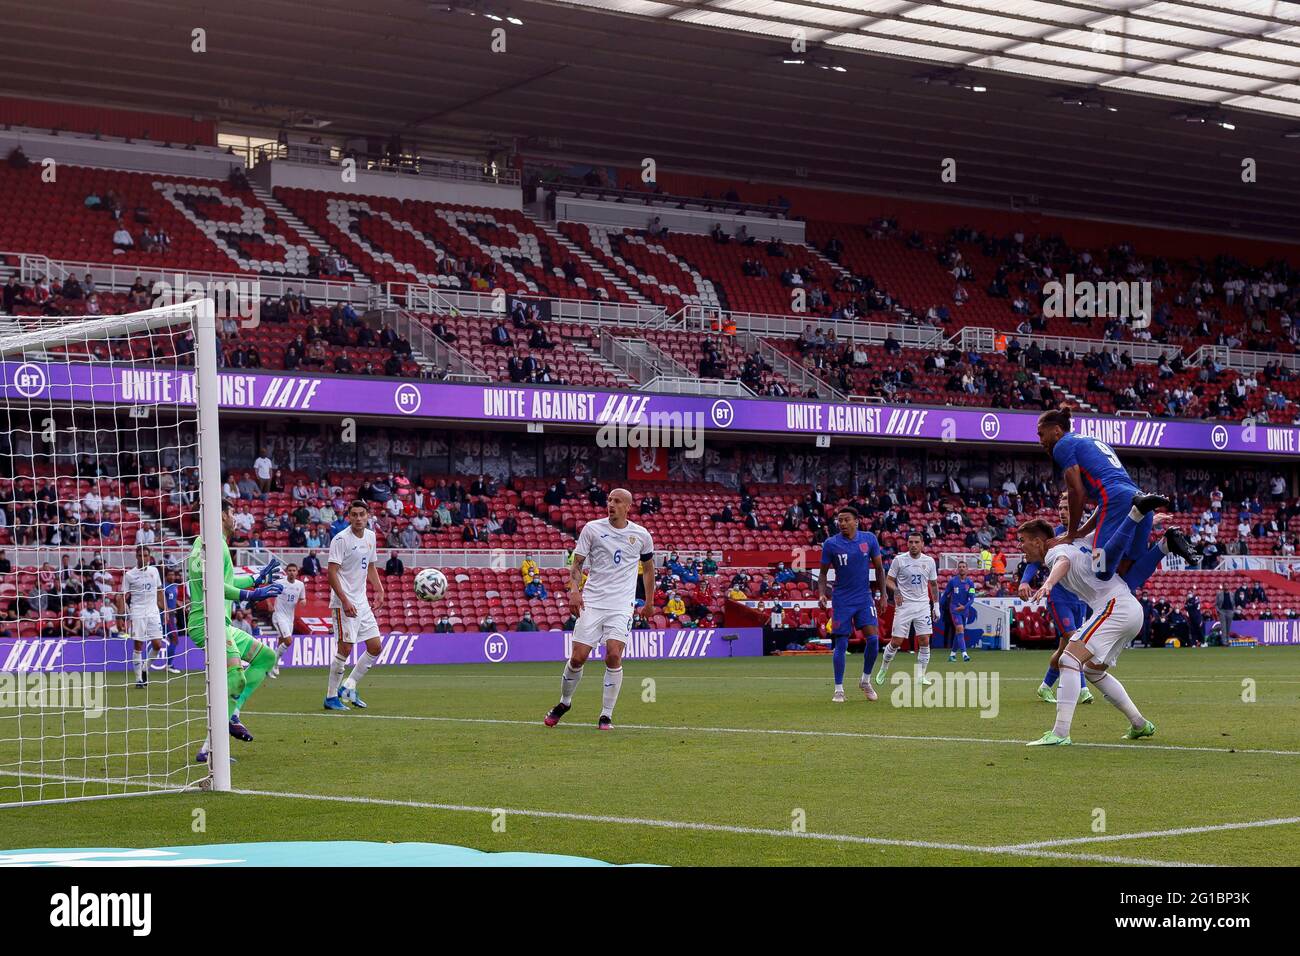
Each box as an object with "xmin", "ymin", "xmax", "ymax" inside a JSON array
[
  {"xmin": 992, "ymin": 816, "xmax": 1300, "ymax": 851},
  {"xmin": 229, "ymin": 786, "xmax": 1200, "ymax": 867},
  {"xmin": 247, "ymin": 710, "xmax": 1300, "ymax": 758}
]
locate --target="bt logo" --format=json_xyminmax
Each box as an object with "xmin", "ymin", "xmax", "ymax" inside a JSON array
[
  {"xmin": 12, "ymin": 363, "xmax": 48, "ymax": 398},
  {"xmin": 710, "ymin": 399, "xmax": 735, "ymax": 428},
  {"xmin": 394, "ymin": 383, "xmax": 421, "ymax": 415},
  {"xmin": 980, "ymin": 413, "xmax": 1001, "ymax": 440},
  {"xmin": 484, "ymin": 632, "xmax": 508, "ymax": 663}
]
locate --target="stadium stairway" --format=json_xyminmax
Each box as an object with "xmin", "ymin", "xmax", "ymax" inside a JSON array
[
  {"xmin": 569, "ymin": 340, "xmax": 638, "ymax": 388},
  {"xmin": 536, "ymin": 221, "xmax": 651, "ymax": 306},
  {"xmin": 248, "ymin": 182, "xmax": 368, "ymax": 284}
]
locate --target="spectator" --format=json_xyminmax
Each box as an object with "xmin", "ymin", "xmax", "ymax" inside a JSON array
[
  {"xmin": 434, "ymin": 616, "xmax": 453, "ymax": 634},
  {"xmin": 524, "ymin": 573, "xmax": 549, "ymax": 601},
  {"xmin": 517, "ymin": 611, "xmax": 539, "ymax": 631},
  {"xmin": 252, "ymin": 448, "xmax": 274, "ymax": 493},
  {"xmin": 479, "ymin": 613, "xmax": 497, "ymax": 633},
  {"xmin": 300, "ymin": 552, "xmax": 322, "ymax": 577},
  {"xmin": 385, "ymin": 552, "xmax": 405, "ymax": 576}
]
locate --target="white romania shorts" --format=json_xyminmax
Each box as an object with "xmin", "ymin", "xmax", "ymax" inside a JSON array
[
  {"xmin": 571, "ymin": 607, "xmax": 633, "ymax": 649},
  {"xmin": 272, "ymin": 610, "xmax": 295, "ymax": 641},
  {"xmin": 1070, "ymin": 594, "xmax": 1142, "ymax": 668},
  {"xmin": 331, "ymin": 604, "xmax": 381, "ymax": 645},
  {"xmin": 892, "ymin": 600, "xmax": 935, "ymax": 639},
  {"xmin": 130, "ymin": 610, "xmax": 163, "ymax": 642}
]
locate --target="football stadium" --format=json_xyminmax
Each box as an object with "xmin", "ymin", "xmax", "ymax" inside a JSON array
[{"xmin": 0, "ymin": 0, "xmax": 1297, "ymax": 902}]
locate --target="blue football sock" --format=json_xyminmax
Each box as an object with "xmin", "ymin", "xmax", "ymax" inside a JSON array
[
  {"xmin": 832, "ymin": 636, "xmax": 848, "ymax": 685},
  {"xmin": 1080, "ymin": 669, "xmax": 1087, "ymax": 687},
  {"xmin": 1121, "ymin": 540, "xmax": 1167, "ymax": 590},
  {"xmin": 1044, "ymin": 667, "xmax": 1060, "ymax": 687},
  {"xmin": 955, "ymin": 633, "xmax": 967, "ymax": 653},
  {"xmin": 862, "ymin": 635, "xmax": 879, "ymax": 676}
]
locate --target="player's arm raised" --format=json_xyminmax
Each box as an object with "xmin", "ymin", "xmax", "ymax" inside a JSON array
[{"xmin": 1030, "ymin": 556, "xmax": 1070, "ymax": 604}]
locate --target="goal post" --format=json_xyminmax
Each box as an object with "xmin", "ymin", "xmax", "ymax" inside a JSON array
[{"xmin": 0, "ymin": 298, "xmax": 229, "ymax": 806}]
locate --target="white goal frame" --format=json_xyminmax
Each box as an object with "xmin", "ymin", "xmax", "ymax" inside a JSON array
[{"xmin": 0, "ymin": 298, "xmax": 230, "ymax": 802}]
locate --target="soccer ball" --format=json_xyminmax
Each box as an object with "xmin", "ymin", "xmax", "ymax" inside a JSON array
[{"xmin": 413, "ymin": 567, "xmax": 448, "ymax": 602}]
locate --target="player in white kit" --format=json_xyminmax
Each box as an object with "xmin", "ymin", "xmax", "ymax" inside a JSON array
[
  {"xmin": 1019, "ymin": 517, "xmax": 1157, "ymax": 745},
  {"xmin": 323, "ymin": 501, "xmax": 386, "ymax": 711},
  {"xmin": 269, "ymin": 563, "xmax": 306, "ymax": 678},
  {"xmin": 874, "ymin": 532, "xmax": 940, "ymax": 687},
  {"xmin": 117, "ymin": 546, "xmax": 164, "ymax": 688},
  {"xmin": 544, "ymin": 488, "xmax": 654, "ymax": 730}
]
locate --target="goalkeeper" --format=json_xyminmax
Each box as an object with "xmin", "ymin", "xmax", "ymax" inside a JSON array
[{"xmin": 188, "ymin": 500, "xmax": 283, "ymax": 763}]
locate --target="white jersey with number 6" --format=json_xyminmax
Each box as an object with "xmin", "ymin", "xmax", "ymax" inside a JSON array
[
  {"xmin": 888, "ymin": 552, "xmax": 937, "ymax": 605},
  {"xmin": 328, "ymin": 527, "xmax": 376, "ymax": 609},
  {"xmin": 574, "ymin": 517, "xmax": 654, "ymax": 612}
]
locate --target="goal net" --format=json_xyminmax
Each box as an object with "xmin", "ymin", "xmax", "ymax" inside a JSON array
[{"xmin": 0, "ymin": 298, "xmax": 228, "ymax": 807}]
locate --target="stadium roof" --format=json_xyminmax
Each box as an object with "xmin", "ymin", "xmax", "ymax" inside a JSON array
[
  {"xmin": 556, "ymin": 0, "xmax": 1300, "ymax": 120},
  {"xmin": 3, "ymin": 0, "xmax": 1300, "ymax": 238}
]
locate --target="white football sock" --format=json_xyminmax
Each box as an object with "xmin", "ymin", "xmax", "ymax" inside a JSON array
[
  {"xmin": 1054, "ymin": 657, "xmax": 1082, "ymax": 737},
  {"xmin": 877, "ymin": 643, "xmax": 898, "ymax": 676},
  {"xmin": 560, "ymin": 662, "xmax": 583, "ymax": 705},
  {"xmin": 275, "ymin": 642, "xmax": 291, "ymax": 666},
  {"xmin": 1090, "ymin": 670, "xmax": 1146, "ymax": 727},
  {"xmin": 601, "ymin": 665, "xmax": 623, "ymax": 718},
  {"xmin": 345, "ymin": 650, "xmax": 378, "ymax": 690},
  {"xmin": 132, "ymin": 650, "xmax": 142, "ymax": 680},
  {"xmin": 327, "ymin": 654, "xmax": 347, "ymax": 697},
  {"xmin": 916, "ymin": 646, "xmax": 931, "ymax": 679}
]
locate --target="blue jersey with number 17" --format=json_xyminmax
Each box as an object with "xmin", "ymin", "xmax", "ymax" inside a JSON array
[
  {"xmin": 821, "ymin": 531, "xmax": 881, "ymax": 606},
  {"xmin": 1052, "ymin": 432, "xmax": 1137, "ymax": 502}
]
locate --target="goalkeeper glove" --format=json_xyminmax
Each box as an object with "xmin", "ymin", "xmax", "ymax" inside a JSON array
[
  {"xmin": 252, "ymin": 557, "xmax": 281, "ymax": 586},
  {"xmin": 240, "ymin": 583, "xmax": 283, "ymax": 603}
]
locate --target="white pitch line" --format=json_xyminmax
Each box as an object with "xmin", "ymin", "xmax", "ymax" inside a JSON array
[
  {"xmin": 229, "ymin": 786, "xmax": 1199, "ymax": 867},
  {"xmin": 993, "ymin": 816, "xmax": 1300, "ymax": 851},
  {"xmin": 247, "ymin": 710, "xmax": 1300, "ymax": 757}
]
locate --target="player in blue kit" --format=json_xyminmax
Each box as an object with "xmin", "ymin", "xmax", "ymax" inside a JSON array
[
  {"xmin": 1037, "ymin": 405, "xmax": 1197, "ymax": 582},
  {"xmin": 1020, "ymin": 494, "xmax": 1095, "ymax": 705},
  {"xmin": 941, "ymin": 561, "xmax": 977, "ymax": 663},
  {"xmin": 818, "ymin": 507, "xmax": 887, "ymax": 703}
]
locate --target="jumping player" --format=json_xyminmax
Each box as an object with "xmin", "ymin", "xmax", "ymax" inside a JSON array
[
  {"xmin": 187, "ymin": 500, "xmax": 282, "ymax": 762},
  {"xmin": 544, "ymin": 488, "xmax": 654, "ymax": 730},
  {"xmin": 818, "ymin": 506, "xmax": 886, "ymax": 703},
  {"xmin": 118, "ymin": 546, "xmax": 164, "ymax": 688},
  {"xmin": 941, "ymin": 560, "xmax": 976, "ymax": 664},
  {"xmin": 269, "ymin": 563, "xmax": 306, "ymax": 678},
  {"xmin": 1037, "ymin": 405, "xmax": 1197, "ymax": 584},
  {"xmin": 875, "ymin": 532, "xmax": 940, "ymax": 686},
  {"xmin": 324, "ymin": 501, "xmax": 386, "ymax": 711},
  {"xmin": 1020, "ymin": 494, "xmax": 1095, "ymax": 706},
  {"xmin": 1019, "ymin": 507, "xmax": 1166, "ymax": 745}
]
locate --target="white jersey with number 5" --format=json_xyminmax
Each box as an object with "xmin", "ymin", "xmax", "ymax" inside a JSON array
[
  {"xmin": 328, "ymin": 527, "xmax": 376, "ymax": 609},
  {"xmin": 889, "ymin": 553, "xmax": 937, "ymax": 605},
  {"xmin": 575, "ymin": 518, "xmax": 654, "ymax": 611}
]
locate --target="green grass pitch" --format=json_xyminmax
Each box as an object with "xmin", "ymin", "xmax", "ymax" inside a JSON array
[{"xmin": 1, "ymin": 647, "xmax": 1297, "ymax": 866}]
